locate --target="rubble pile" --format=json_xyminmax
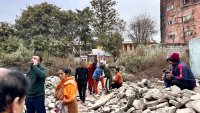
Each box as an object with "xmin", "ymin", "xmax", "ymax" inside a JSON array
[{"xmin": 44, "ymin": 76, "xmax": 200, "ymax": 113}]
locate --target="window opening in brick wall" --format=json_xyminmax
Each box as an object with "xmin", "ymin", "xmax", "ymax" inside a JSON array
[
  {"xmin": 183, "ymin": 0, "xmax": 192, "ymax": 5},
  {"xmin": 129, "ymin": 44, "xmax": 132, "ymax": 50},
  {"xmin": 184, "ymin": 30, "xmax": 193, "ymax": 36},
  {"xmin": 183, "ymin": 14, "xmax": 192, "ymax": 22},
  {"xmin": 166, "ymin": 5, "xmax": 174, "ymax": 11},
  {"xmin": 167, "ymin": 19, "xmax": 176, "ymax": 26},
  {"xmin": 124, "ymin": 45, "xmax": 127, "ymax": 51},
  {"xmin": 168, "ymin": 34, "xmax": 176, "ymax": 40}
]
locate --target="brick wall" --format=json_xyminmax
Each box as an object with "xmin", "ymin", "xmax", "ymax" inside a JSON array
[{"xmin": 161, "ymin": 0, "xmax": 200, "ymax": 44}]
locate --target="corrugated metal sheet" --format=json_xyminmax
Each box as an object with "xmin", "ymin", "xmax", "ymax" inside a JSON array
[{"xmin": 189, "ymin": 37, "xmax": 200, "ymax": 79}]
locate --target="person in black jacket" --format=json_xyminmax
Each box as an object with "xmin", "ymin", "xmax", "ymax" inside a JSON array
[{"xmin": 75, "ymin": 61, "xmax": 88, "ymax": 103}]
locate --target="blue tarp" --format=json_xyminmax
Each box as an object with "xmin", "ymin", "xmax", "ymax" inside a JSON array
[{"xmin": 189, "ymin": 37, "xmax": 200, "ymax": 79}]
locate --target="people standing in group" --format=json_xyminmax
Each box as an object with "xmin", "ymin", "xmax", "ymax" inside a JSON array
[
  {"xmin": 111, "ymin": 67, "xmax": 123, "ymax": 89},
  {"xmin": 0, "ymin": 68, "xmax": 29, "ymax": 113},
  {"xmin": 88, "ymin": 62, "xmax": 95, "ymax": 94},
  {"xmin": 25, "ymin": 55, "xmax": 47, "ymax": 113},
  {"xmin": 163, "ymin": 52, "xmax": 196, "ymax": 90},
  {"xmin": 55, "ymin": 68, "xmax": 78, "ymax": 113},
  {"xmin": 75, "ymin": 61, "xmax": 88, "ymax": 103}
]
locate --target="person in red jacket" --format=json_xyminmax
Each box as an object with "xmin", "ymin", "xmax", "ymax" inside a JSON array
[
  {"xmin": 164, "ymin": 52, "xmax": 196, "ymax": 90},
  {"xmin": 88, "ymin": 62, "xmax": 94, "ymax": 94}
]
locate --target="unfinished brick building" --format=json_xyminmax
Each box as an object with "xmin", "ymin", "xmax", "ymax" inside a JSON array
[{"xmin": 161, "ymin": 0, "xmax": 200, "ymax": 44}]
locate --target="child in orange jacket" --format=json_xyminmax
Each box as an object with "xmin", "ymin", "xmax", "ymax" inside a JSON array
[{"xmin": 55, "ymin": 68, "xmax": 78, "ymax": 113}]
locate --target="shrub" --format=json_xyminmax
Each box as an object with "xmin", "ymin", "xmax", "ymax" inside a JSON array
[
  {"xmin": 1, "ymin": 43, "xmax": 34, "ymax": 66},
  {"xmin": 119, "ymin": 45, "xmax": 156, "ymax": 73},
  {"xmin": 119, "ymin": 45, "xmax": 169, "ymax": 81}
]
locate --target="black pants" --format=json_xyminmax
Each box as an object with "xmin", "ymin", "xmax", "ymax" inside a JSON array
[
  {"xmin": 111, "ymin": 82, "xmax": 122, "ymax": 89},
  {"xmin": 164, "ymin": 79, "xmax": 196, "ymax": 90},
  {"xmin": 25, "ymin": 95, "xmax": 46, "ymax": 113},
  {"xmin": 105, "ymin": 77, "xmax": 112, "ymax": 92},
  {"xmin": 78, "ymin": 83, "xmax": 87, "ymax": 103}
]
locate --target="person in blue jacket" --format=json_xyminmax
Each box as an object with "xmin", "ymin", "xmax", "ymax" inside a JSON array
[
  {"xmin": 92, "ymin": 63, "xmax": 104, "ymax": 95},
  {"xmin": 163, "ymin": 52, "xmax": 196, "ymax": 90}
]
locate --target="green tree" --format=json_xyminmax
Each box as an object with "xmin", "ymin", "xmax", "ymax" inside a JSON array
[
  {"xmin": 0, "ymin": 36, "xmax": 21, "ymax": 53},
  {"xmin": 76, "ymin": 7, "xmax": 94, "ymax": 51},
  {"xmin": 90, "ymin": 0, "xmax": 125, "ymax": 57},
  {"xmin": 0, "ymin": 22, "xmax": 16, "ymax": 38},
  {"xmin": 15, "ymin": 2, "xmax": 77, "ymax": 41},
  {"xmin": 47, "ymin": 37, "xmax": 73, "ymax": 57}
]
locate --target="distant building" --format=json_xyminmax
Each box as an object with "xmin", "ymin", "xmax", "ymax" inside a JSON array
[
  {"xmin": 88, "ymin": 49, "xmax": 112, "ymax": 63},
  {"xmin": 160, "ymin": 0, "xmax": 200, "ymax": 44},
  {"xmin": 122, "ymin": 38, "xmax": 157, "ymax": 53}
]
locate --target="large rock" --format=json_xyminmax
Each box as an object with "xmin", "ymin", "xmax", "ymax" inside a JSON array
[
  {"xmin": 89, "ymin": 92, "xmax": 116, "ymax": 110},
  {"xmin": 133, "ymin": 110, "xmax": 143, "ymax": 113},
  {"xmin": 133, "ymin": 98, "xmax": 146, "ymax": 110},
  {"xmin": 45, "ymin": 89, "xmax": 51, "ymax": 96},
  {"xmin": 146, "ymin": 100, "xmax": 159, "ymax": 107},
  {"xmin": 48, "ymin": 102, "xmax": 55, "ymax": 109},
  {"xmin": 176, "ymin": 108, "xmax": 195, "ymax": 113},
  {"xmin": 155, "ymin": 108, "xmax": 167, "ymax": 113},
  {"xmin": 182, "ymin": 89, "xmax": 196, "ymax": 95},
  {"xmin": 102, "ymin": 107, "xmax": 110, "ymax": 113},
  {"xmin": 127, "ymin": 107, "xmax": 135, "ymax": 113},
  {"xmin": 193, "ymin": 86, "xmax": 200, "ymax": 94},
  {"xmin": 179, "ymin": 96, "xmax": 190, "ymax": 105},
  {"xmin": 137, "ymin": 79, "xmax": 150, "ymax": 88},
  {"xmin": 190, "ymin": 94, "xmax": 200, "ymax": 100},
  {"xmin": 152, "ymin": 90, "xmax": 164, "ymax": 100},
  {"xmin": 86, "ymin": 96, "xmax": 96, "ymax": 103},
  {"xmin": 142, "ymin": 109, "xmax": 151, "ymax": 113},
  {"xmin": 109, "ymin": 97, "xmax": 119, "ymax": 105},
  {"xmin": 117, "ymin": 92, "xmax": 126, "ymax": 99},
  {"xmin": 182, "ymin": 93, "xmax": 192, "ymax": 98},
  {"xmin": 165, "ymin": 106, "xmax": 176, "ymax": 113},
  {"xmin": 125, "ymin": 89, "xmax": 134, "ymax": 97},
  {"xmin": 156, "ymin": 102, "xmax": 169, "ymax": 109},
  {"xmin": 169, "ymin": 100, "xmax": 181, "ymax": 108},
  {"xmin": 144, "ymin": 89, "xmax": 163, "ymax": 100},
  {"xmin": 120, "ymin": 98, "xmax": 128, "ymax": 104},
  {"xmin": 185, "ymin": 100, "xmax": 200, "ymax": 112},
  {"xmin": 166, "ymin": 94, "xmax": 176, "ymax": 100},
  {"xmin": 170, "ymin": 85, "xmax": 181, "ymax": 95}
]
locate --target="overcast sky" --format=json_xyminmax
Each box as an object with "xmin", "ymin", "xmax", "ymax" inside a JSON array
[{"xmin": 0, "ymin": 0, "xmax": 160, "ymax": 42}]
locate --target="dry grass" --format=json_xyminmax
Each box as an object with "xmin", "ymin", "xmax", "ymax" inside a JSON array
[
  {"xmin": 119, "ymin": 46, "xmax": 189, "ymax": 82},
  {"xmin": 44, "ymin": 56, "xmax": 79, "ymax": 76}
]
